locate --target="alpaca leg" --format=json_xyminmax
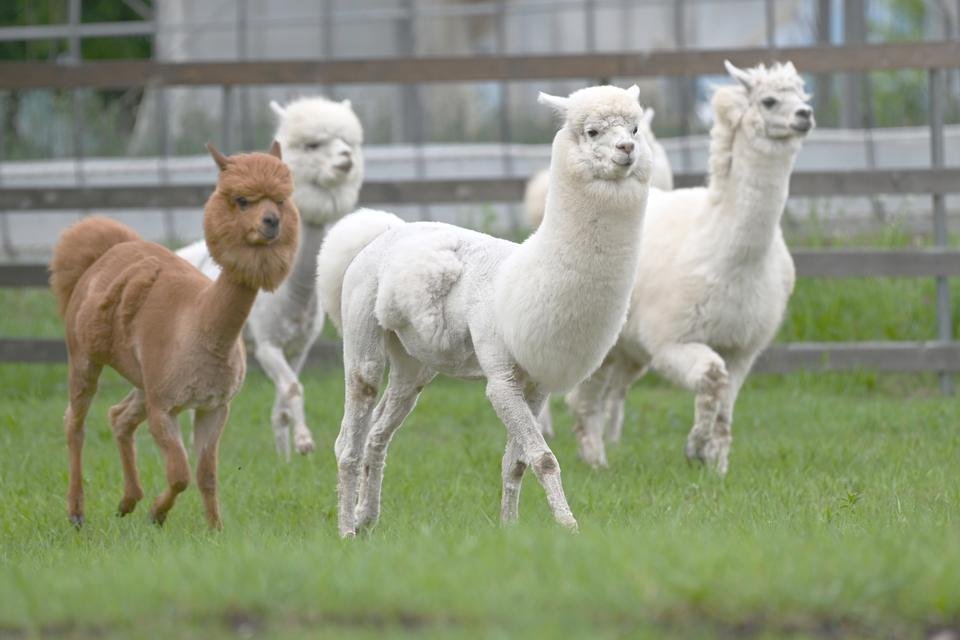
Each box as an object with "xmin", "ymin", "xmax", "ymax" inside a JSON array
[
  {"xmin": 64, "ymin": 359, "xmax": 102, "ymax": 528},
  {"xmin": 486, "ymin": 375, "xmax": 577, "ymax": 531},
  {"xmin": 109, "ymin": 389, "xmax": 147, "ymax": 516},
  {"xmin": 355, "ymin": 337, "xmax": 433, "ymax": 532},
  {"xmin": 650, "ymin": 343, "xmax": 728, "ymax": 469},
  {"xmin": 602, "ymin": 356, "xmax": 646, "ymax": 444},
  {"xmin": 537, "ymin": 401, "xmax": 554, "ymax": 440},
  {"xmin": 146, "ymin": 407, "xmax": 191, "ymax": 526},
  {"xmin": 335, "ymin": 324, "xmax": 386, "ymax": 538},
  {"xmin": 500, "ymin": 437, "xmax": 525, "ymax": 524},
  {"xmin": 499, "ymin": 383, "xmax": 549, "ymax": 522},
  {"xmin": 701, "ymin": 356, "xmax": 750, "ymax": 476},
  {"xmin": 256, "ymin": 342, "xmax": 314, "ymax": 460},
  {"xmin": 194, "ymin": 405, "xmax": 229, "ymax": 530},
  {"xmin": 566, "ymin": 360, "xmax": 615, "ymax": 468}
]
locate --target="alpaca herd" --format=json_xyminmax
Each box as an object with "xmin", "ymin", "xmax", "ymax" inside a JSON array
[{"xmin": 49, "ymin": 61, "xmax": 813, "ymax": 532}]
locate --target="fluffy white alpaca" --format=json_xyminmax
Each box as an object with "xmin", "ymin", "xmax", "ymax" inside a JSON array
[
  {"xmin": 566, "ymin": 61, "xmax": 814, "ymax": 473},
  {"xmin": 178, "ymin": 96, "xmax": 364, "ymax": 460},
  {"xmin": 523, "ymin": 108, "xmax": 673, "ymax": 230},
  {"xmin": 316, "ymin": 84, "xmax": 653, "ymax": 537}
]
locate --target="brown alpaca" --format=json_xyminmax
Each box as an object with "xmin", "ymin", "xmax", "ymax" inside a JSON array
[{"xmin": 50, "ymin": 142, "xmax": 299, "ymax": 530}]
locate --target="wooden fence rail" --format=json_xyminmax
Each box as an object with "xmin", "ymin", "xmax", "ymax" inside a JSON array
[
  {"xmin": 2, "ymin": 336, "xmax": 958, "ymax": 373},
  {"xmin": 1, "ymin": 42, "xmax": 959, "ymax": 90},
  {"xmin": 6, "ymin": 249, "xmax": 960, "ymax": 288},
  {"xmin": 2, "ymin": 168, "xmax": 959, "ymax": 212}
]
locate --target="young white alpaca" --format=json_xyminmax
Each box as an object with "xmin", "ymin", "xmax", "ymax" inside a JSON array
[
  {"xmin": 317, "ymin": 85, "xmax": 653, "ymax": 537},
  {"xmin": 178, "ymin": 96, "xmax": 364, "ymax": 459},
  {"xmin": 523, "ymin": 108, "xmax": 673, "ymax": 230},
  {"xmin": 566, "ymin": 61, "xmax": 813, "ymax": 473}
]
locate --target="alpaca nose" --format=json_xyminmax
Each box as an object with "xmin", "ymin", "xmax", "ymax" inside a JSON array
[
  {"xmin": 795, "ymin": 107, "xmax": 812, "ymax": 120},
  {"xmin": 261, "ymin": 213, "xmax": 280, "ymax": 239},
  {"xmin": 616, "ymin": 141, "xmax": 635, "ymax": 154},
  {"xmin": 335, "ymin": 155, "xmax": 353, "ymax": 172}
]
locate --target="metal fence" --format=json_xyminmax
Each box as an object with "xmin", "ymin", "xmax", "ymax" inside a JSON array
[{"xmin": 0, "ymin": 18, "xmax": 959, "ymax": 387}]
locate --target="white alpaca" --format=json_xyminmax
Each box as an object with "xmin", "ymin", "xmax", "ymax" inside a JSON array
[
  {"xmin": 316, "ymin": 85, "xmax": 653, "ymax": 537},
  {"xmin": 523, "ymin": 108, "xmax": 673, "ymax": 230},
  {"xmin": 566, "ymin": 61, "xmax": 814, "ymax": 473},
  {"xmin": 178, "ymin": 96, "xmax": 364, "ymax": 460}
]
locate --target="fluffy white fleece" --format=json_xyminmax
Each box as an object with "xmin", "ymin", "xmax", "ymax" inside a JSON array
[
  {"xmin": 523, "ymin": 107, "xmax": 673, "ymax": 229},
  {"xmin": 565, "ymin": 61, "xmax": 813, "ymax": 474},
  {"xmin": 317, "ymin": 84, "xmax": 653, "ymax": 537},
  {"xmin": 178, "ymin": 95, "xmax": 364, "ymax": 460}
]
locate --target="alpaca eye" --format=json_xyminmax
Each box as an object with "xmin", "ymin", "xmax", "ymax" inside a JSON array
[
  {"xmin": 632, "ymin": 126, "xmax": 639, "ymax": 135},
  {"xmin": 761, "ymin": 97, "xmax": 778, "ymax": 109},
  {"xmin": 236, "ymin": 196, "xmax": 249, "ymax": 209},
  {"xmin": 305, "ymin": 141, "xmax": 321, "ymax": 151},
  {"xmin": 587, "ymin": 129, "xmax": 599, "ymax": 138}
]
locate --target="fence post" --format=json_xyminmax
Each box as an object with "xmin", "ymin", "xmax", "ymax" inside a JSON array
[
  {"xmin": 929, "ymin": 67, "xmax": 954, "ymax": 396},
  {"xmin": 0, "ymin": 91, "xmax": 15, "ymax": 260}
]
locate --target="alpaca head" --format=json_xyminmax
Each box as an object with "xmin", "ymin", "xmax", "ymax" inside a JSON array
[
  {"xmin": 538, "ymin": 84, "xmax": 653, "ymax": 185},
  {"xmin": 716, "ymin": 60, "xmax": 814, "ymax": 152},
  {"xmin": 203, "ymin": 142, "xmax": 300, "ymax": 291},
  {"xmin": 269, "ymin": 97, "xmax": 365, "ymax": 225}
]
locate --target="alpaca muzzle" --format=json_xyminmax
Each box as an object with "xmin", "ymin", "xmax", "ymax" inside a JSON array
[{"xmin": 260, "ymin": 213, "xmax": 280, "ymax": 240}]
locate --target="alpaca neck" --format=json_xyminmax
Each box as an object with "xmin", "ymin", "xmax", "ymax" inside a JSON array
[
  {"xmin": 199, "ymin": 271, "xmax": 259, "ymax": 356},
  {"xmin": 279, "ymin": 221, "xmax": 324, "ymax": 313},
  {"xmin": 708, "ymin": 133, "xmax": 797, "ymax": 266}
]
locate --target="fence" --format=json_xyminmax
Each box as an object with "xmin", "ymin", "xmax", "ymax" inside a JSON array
[{"xmin": 1, "ymin": 40, "xmax": 959, "ymax": 389}]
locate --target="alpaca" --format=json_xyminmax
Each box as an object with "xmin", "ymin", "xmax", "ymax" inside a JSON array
[
  {"xmin": 566, "ymin": 61, "xmax": 813, "ymax": 472},
  {"xmin": 523, "ymin": 108, "xmax": 673, "ymax": 230},
  {"xmin": 316, "ymin": 84, "xmax": 653, "ymax": 537},
  {"xmin": 178, "ymin": 96, "xmax": 364, "ymax": 460},
  {"xmin": 51, "ymin": 142, "xmax": 299, "ymax": 529}
]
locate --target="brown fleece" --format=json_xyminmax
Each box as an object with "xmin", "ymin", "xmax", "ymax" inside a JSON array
[{"xmin": 50, "ymin": 142, "xmax": 299, "ymax": 530}]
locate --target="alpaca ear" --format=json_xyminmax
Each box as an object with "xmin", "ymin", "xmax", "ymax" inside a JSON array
[
  {"xmin": 206, "ymin": 142, "xmax": 230, "ymax": 172},
  {"xmin": 538, "ymin": 92, "xmax": 570, "ymax": 118},
  {"xmin": 724, "ymin": 60, "xmax": 755, "ymax": 92},
  {"xmin": 641, "ymin": 107, "xmax": 655, "ymax": 126},
  {"xmin": 269, "ymin": 100, "xmax": 287, "ymax": 118},
  {"xmin": 341, "ymin": 99, "xmax": 352, "ymax": 109},
  {"xmin": 783, "ymin": 60, "xmax": 797, "ymax": 74},
  {"xmin": 267, "ymin": 139, "xmax": 282, "ymax": 160},
  {"xmin": 625, "ymin": 84, "xmax": 640, "ymax": 102}
]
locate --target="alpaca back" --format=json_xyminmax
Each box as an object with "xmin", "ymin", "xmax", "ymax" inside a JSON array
[
  {"xmin": 316, "ymin": 208, "xmax": 404, "ymax": 332},
  {"xmin": 50, "ymin": 216, "xmax": 140, "ymax": 317}
]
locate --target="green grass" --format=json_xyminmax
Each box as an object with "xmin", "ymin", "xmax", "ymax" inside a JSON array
[
  {"xmin": 1, "ymin": 361, "xmax": 959, "ymax": 639},
  {"xmin": 2, "ymin": 229, "xmax": 959, "ymax": 638}
]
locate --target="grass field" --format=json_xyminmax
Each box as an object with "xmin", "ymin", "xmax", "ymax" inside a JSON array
[{"xmin": 1, "ymin": 232, "xmax": 960, "ymax": 639}]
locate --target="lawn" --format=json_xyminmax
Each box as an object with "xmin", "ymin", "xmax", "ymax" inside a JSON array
[{"xmin": 1, "ymin": 231, "xmax": 959, "ymax": 639}]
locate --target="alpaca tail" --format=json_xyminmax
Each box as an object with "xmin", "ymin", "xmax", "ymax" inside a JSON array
[
  {"xmin": 316, "ymin": 208, "xmax": 403, "ymax": 332},
  {"xmin": 50, "ymin": 216, "xmax": 140, "ymax": 317}
]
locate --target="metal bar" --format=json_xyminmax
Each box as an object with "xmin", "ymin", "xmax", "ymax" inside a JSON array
[
  {"xmin": 764, "ymin": 0, "xmax": 776, "ymax": 48},
  {"xmin": 5, "ymin": 168, "xmax": 960, "ymax": 210},
  {"xmin": 4, "ymin": 42, "xmax": 960, "ymax": 90},
  {"xmin": 237, "ymin": 0, "xmax": 252, "ymax": 151},
  {"xmin": 929, "ymin": 66, "xmax": 954, "ymax": 395},
  {"xmin": 673, "ymin": 0, "xmax": 693, "ymax": 171},
  {"xmin": 496, "ymin": 0, "xmax": 519, "ymax": 234},
  {"xmin": 0, "ymin": 90, "xmax": 14, "ymax": 260},
  {"xmin": 0, "ymin": 21, "xmax": 155, "ymax": 42},
  {"xmin": 68, "ymin": 0, "xmax": 87, "ymax": 219}
]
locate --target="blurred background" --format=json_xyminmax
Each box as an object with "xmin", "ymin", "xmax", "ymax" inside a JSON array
[{"xmin": 0, "ymin": 0, "xmax": 959, "ymax": 258}]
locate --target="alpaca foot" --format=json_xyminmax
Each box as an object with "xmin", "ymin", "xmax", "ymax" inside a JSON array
[
  {"xmin": 353, "ymin": 503, "xmax": 380, "ymax": 533},
  {"xmin": 69, "ymin": 513, "xmax": 84, "ymax": 529},
  {"xmin": 116, "ymin": 492, "xmax": 142, "ymax": 517},
  {"xmin": 557, "ymin": 513, "xmax": 580, "ymax": 533},
  {"xmin": 700, "ymin": 436, "xmax": 731, "ymax": 476},
  {"xmin": 149, "ymin": 504, "xmax": 169, "ymax": 527},
  {"xmin": 294, "ymin": 429, "xmax": 315, "ymax": 455},
  {"xmin": 576, "ymin": 432, "xmax": 608, "ymax": 469}
]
